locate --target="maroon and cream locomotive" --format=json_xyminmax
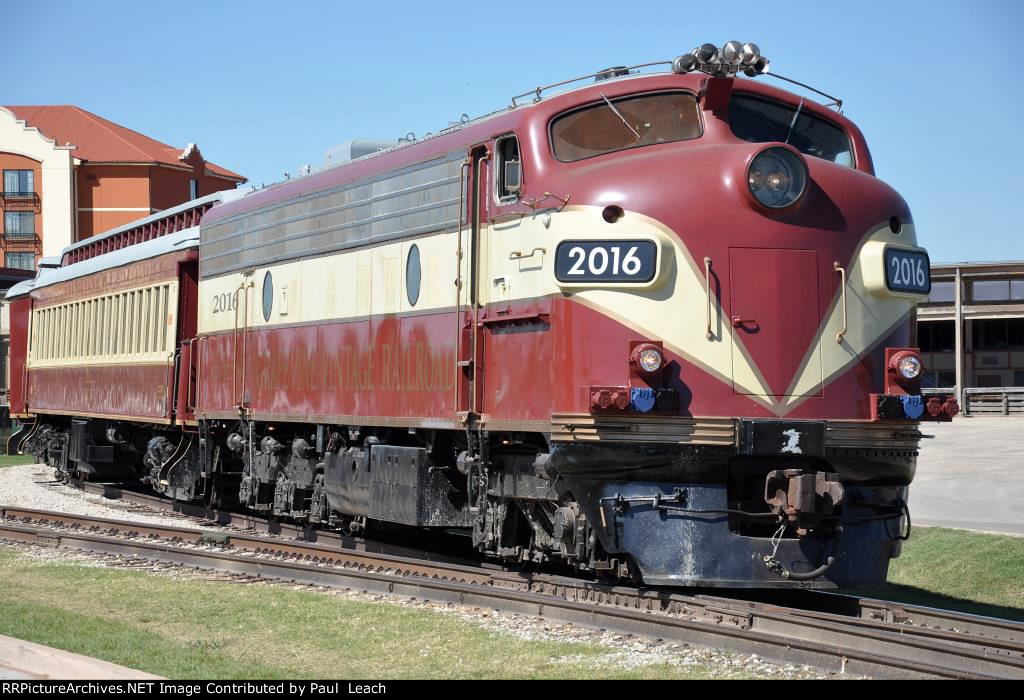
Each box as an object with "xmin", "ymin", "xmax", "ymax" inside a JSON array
[{"xmin": 7, "ymin": 43, "xmax": 954, "ymax": 587}]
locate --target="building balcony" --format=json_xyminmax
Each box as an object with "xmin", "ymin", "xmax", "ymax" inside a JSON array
[
  {"xmin": 0, "ymin": 191, "xmax": 41, "ymax": 213},
  {"xmin": 3, "ymin": 230, "xmax": 39, "ymax": 244}
]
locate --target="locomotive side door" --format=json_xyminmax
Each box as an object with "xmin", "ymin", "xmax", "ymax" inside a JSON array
[{"xmin": 474, "ymin": 134, "xmax": 553, "ymax": 423}]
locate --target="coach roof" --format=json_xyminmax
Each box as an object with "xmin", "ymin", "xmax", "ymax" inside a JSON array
[{"xmin": 5, "ymin": 227, "xmax": 200, "ymax": 301}]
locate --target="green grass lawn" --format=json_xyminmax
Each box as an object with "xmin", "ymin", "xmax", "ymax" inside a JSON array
[
  {"xmin": 0, "ymin": 548, "xmax": 753, "ymax": 680},
  {"xmin": 861, "ymin": 526, "xmax": 1024, "ymax": 621},
  {"xmin": 0, "ymin": 526, "xmax": 1019, "ymax": 679},
  {"xmin": 0, "ymin": 454, "xmax": 34, "ymax": 468}
]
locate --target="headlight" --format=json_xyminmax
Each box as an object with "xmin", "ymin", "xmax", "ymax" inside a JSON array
[
  {"xmin": 898, "ymin": 355, "xmax": 922, "ymax": 380},
  {"xmin": 747, "ymin": 147, "xmax": 807, "ymax": 210}
]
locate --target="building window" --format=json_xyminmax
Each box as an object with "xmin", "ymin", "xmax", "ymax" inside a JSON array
[
  {"xmin": 918, "ymin": 320, "xmax": 955, "ymax": 352},
  {"xmin": 970, "ymin": 279, "xmax": 1011, "ymax": 302},
  {"xmin": 975, "ymin": 374, "xmax": 1003, "ymax": 388},
  {"xmin": 972, "ymin": 318, "xmax": 1024, "ymax": 351},
  {"xmin": 3, "ymin": 212, "xmax": 35, "ymax": 237},
  {"xmin": 1010, "ymin": 318, "xmax": 1024, "ymax": 348},
  {"xmin": 921, "ymin": 371, "xmax": 956, "ymax": 389},
  {"xmin": 190, "ymin": 179, "xmax": 199, "ymax": 200},
  {"xmin": 1014, "ymin": 371, "xmax": 1024, "ymax": 387},
  {"xmin": 5, "ymin": 253, "xmax": 35, "ymax": 270},
  {"xmin": 1012, "ymin": 280, "xmax": 1024, "ymax": 301},
  {"xmin": 926, "ymin": 280, "xmax": 955, "ymax": 303},
  {"xmin": 2, "ymin": 169, "xmax": 34, "ymax": 195}
]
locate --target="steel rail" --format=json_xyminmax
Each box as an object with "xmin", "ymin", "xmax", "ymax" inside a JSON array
[
  {"xmin": 702, "ymin": 590, "xmax": 1024, "ymax": 646},
  {"xmin": 65, "ymin": 479, "xmax": 482, "ymax": 563},
  {"xmin": 63, "ymin": 481, "xmax": 1024, "ymax": 651},
  {"xmin": 0, "ymin": 506, "xmax": 490, "ymax": 585},
  {"xmin": 1, "ymin": 508, "xmax": 1022, "ymax": 679}
]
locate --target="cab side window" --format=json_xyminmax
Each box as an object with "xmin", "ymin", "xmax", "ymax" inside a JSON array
[{"xmin": 495, "ymin": 135, "xmax": 521, "ymax": 203}]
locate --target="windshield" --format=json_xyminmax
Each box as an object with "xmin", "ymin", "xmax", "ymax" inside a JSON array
[
  {"xmin": 729, "ymin": 93, "xmax": 854, "ymax": 167},
  {"xmin": 551, "ymin": 92, "xmax": 702, "ymax": 162}
]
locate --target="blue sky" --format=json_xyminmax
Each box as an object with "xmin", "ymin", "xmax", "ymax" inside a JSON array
[{"xmin": 5, "ymin": 0, "xmax": 1022, "ymax": 263}]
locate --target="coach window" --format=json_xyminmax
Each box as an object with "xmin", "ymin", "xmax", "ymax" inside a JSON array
[
  {"xmin": 143, "ymin": 289, "xmax": 152, "ymax": 353},
  {"xmin": 158, "ymin": 286, "xmax": 169, "ymax": 351},
  {"xmin": 119, "ymin": 293, "xmax": 127, "ymax": 355},
  {"xmin": 64, "ymin": 305, "xmax": 70, "ymax": 358},
  {"xmin": 99, "ymin": 297, "xmax": 107, "ymax": 356},
  {"xmin": 72, "ymin": 303, "xmax": 80, "ymax": 357},
  {"xmin": 92, "ymin": 299, "xmax": 99, "ymax": 356},
  {"xmin": 494, "ymin": 135, "xmax": 522, "ymax": 203},
  {"xmin": 128, "ymin": 292, "xmax": 137, "ymax": 355}
]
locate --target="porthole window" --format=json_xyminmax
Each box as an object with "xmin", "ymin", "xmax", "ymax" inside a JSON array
[
  {"xmin": 262, "ymin": 271, "xmax": 273, "ymax": 321},
  {"xmin": 406, "ymin": 244, "xmax": 421, "ymax": 306}
]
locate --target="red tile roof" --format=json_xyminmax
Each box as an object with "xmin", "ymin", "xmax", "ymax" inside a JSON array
[{"xmin": 4, "ymin": 105, "xmax": 245, "ymax": 181}]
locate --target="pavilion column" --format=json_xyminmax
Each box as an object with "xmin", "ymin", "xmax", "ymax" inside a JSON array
[{"xmin": 954, "ymin": 266, "xmax": 964, "ymax": 405}]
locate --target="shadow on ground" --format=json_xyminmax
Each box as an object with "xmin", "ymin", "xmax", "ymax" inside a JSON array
[{"xmin": 843, "ymin": 584, "xmax": 1024, "ymax": 622}]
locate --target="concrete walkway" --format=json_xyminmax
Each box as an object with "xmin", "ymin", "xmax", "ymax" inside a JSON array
[
  {"xmin": 911, "ymin": 417, "xmax": 1024, "ymax": 536},
  {"xmin": 0, "ymin": 634, "xmax": 162, "ymax": 680}
]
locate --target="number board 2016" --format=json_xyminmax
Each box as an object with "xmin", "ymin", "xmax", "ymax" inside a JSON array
[
  {"xmin": 884, "ymin": 247, "xmax": 931, "ymax": 294},
  {"xmin": 554, "ymin": 240, "xmax": 657, "ymax": 283}
]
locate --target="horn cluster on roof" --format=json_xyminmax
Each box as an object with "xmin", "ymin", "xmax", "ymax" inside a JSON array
[{"xmin": 672, "ymin": 42, "xmax": 769, "ymax": 78}]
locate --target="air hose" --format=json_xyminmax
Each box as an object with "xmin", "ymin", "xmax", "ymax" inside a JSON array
[{"xmin": 766, "ymin": 524, "xmax": 844, "ymax": 581}]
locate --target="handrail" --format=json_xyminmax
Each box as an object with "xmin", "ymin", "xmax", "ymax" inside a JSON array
[
  {"xmin": 963, "ymin": 386, "xmax": 1024, "ymax": 394},
  {"xmin": 834, "ymin": 261, "xmax": 847, "ymax": 344},
  {"xmin": 509, "ymin": 60, "xmax": 672, "ymax": 107},
  {"xmin": 704, "ymin": 257, "xmax": 715, "ymax": 340},
  {"xmin": 509, "ymin": 247, "xmax": 546, "ymax": 261}
]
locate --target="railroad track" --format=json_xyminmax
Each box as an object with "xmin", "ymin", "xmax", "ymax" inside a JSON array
[
  {"xmin": 2, "ymin": 504, "xmax": 1022, "ymax": 679},
  {"xmin": 64, "ymin": 478, "xmax": 485, "ymax": 566}
]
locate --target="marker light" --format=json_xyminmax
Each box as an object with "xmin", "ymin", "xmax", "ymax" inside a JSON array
[
  {"xmin": 898, "ymin": 355, "xmax": 922, "ymax": 380},
  {"xmin": 630, "ymin": 387, "xmax": 656, "ymax": 413},
  {"xmin": 747, "ymin": 147, "xmax": 807, "ymax": 210},
  {"xmin": 901, "ymin": 395, "xmax": 925, "ymax": 420},
  {"xmin": 631, "ymin": 344, "xmax": 664, "ymax": 374},
  {"xmin": 887, "ymin": 349, "xmax": 924, "ymax": 387},
  {"xmin": 639, "ymin": 348, "xmax": 663, "ymax": 372}
]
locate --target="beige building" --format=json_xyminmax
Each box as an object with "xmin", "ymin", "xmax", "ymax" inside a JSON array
[{"xmin": 917, "ymin": 261, "xmax": 1024, "ymax": 415}]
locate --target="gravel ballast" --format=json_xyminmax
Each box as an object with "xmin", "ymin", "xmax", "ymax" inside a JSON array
[
  {"xmin": 0, "ymin": 464, "xmax": 190, "ymax": 528},
  {"xmin": 0, "ymin": 463, "xmax": 837, "ymax": 679}
]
